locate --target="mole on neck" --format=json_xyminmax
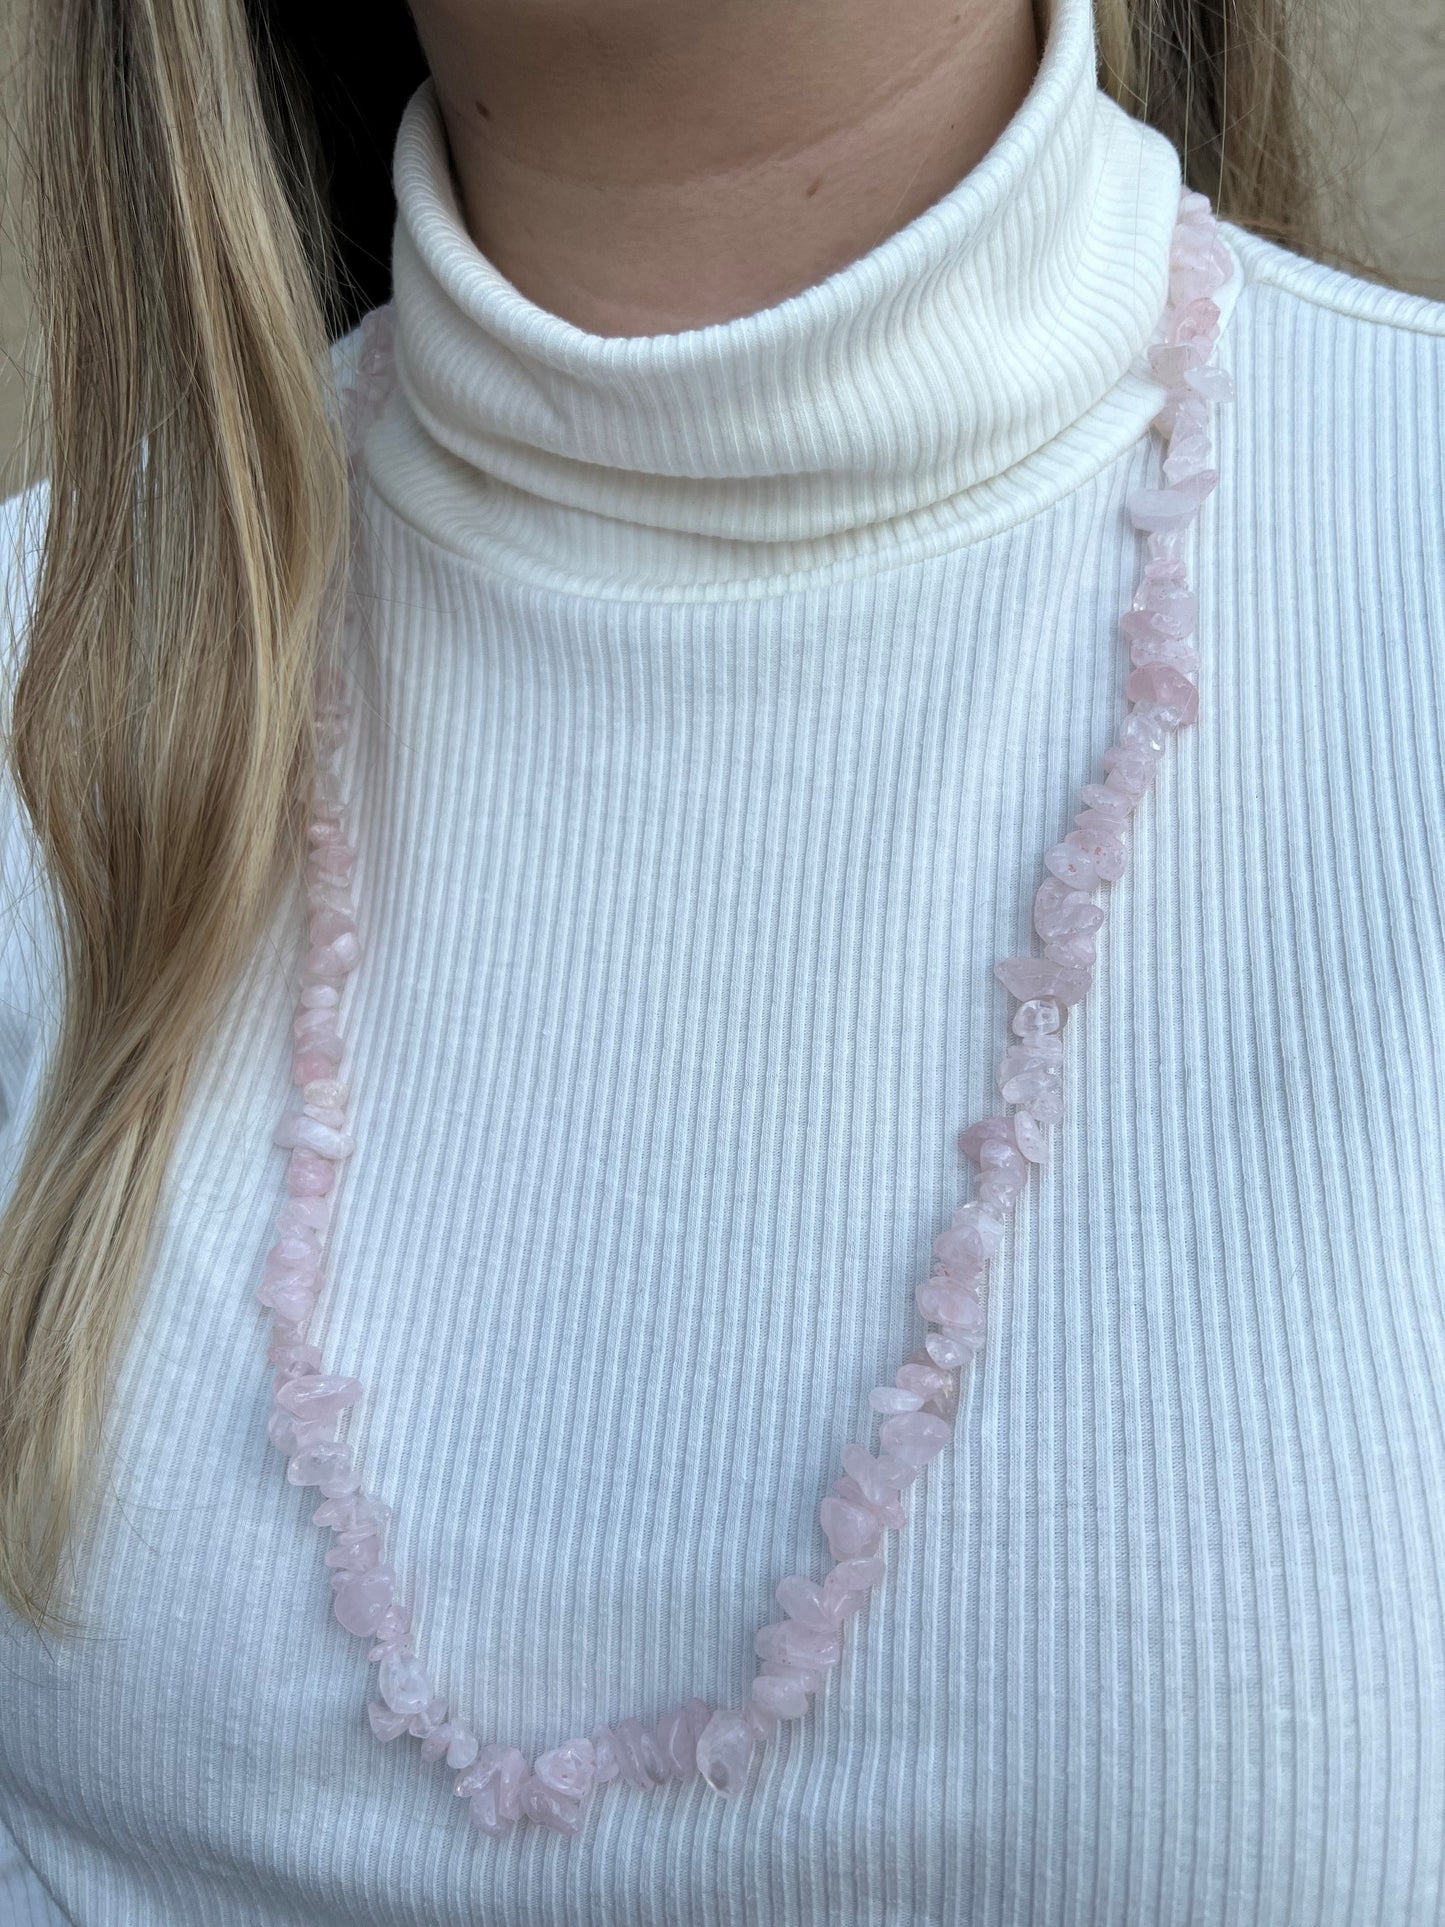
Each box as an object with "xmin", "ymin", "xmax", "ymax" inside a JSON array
[{"xmin": 405, "ymin": 0, "xmax": 1042, "ymax": 336}]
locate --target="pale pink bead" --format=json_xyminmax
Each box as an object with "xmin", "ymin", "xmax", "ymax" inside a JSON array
[
  {"xmin": 256, "ymin": 1265, "xmax": 317, "ymax": 1312},
  {"xmin": 446, "ymin": 1726, "xmax": 480, "ymax": 1771},
  {"xmin": 921, "ymin": 1383, "xmax": 959, "ymax": 1423},
  {"xmin": 324, "ymin": 1534, "xmax": 382, "ymax": 1573},
  {"xmin": 1034, "ymin": 876, "xmax": 1105, "ymax": 940},
  {"xmin": 750, "ymin": 1675, "xmax": 809, "ymax": 1720},
  {"xmin": 940, "ymin": 1295, "xmax": 988, "ymax": 1345},
  {"xmin": 1024, "ymin": 1082, "xmax": 1066, "ymax": 1125},
  {"xmin": 284, "ymin": 1439, "xmax": 353, "ymax": 1487},
  {"xmin": 1125, "ymin": 663, "xmax": 1199, "ymax": 723},
  {"xmin": 879, "ymin": 1410, "xmax": 951, "ymax": 1467},
  {"xmin": 266, "ymin": 1235, "xmax": 320, "ymax": 1272},
  {"xmin": 896, "ymin": 1362, "xmax": 950, "ymax": 1399},
  {"xmin": 1185, "ymin": 364, "xmax": 1234, "ymax": 401},
  {"xmin": 978, "ymin": 1136, "xmax": 1027, "ymax": 1184},
  {"xmin": 933, "ymin": 1200, "xmax": 1005, "ymax": 1268},
  {"xmin": 1101, "ymin": 746, "xmax": 1159, "ymax": 802},
  {"xmin": 975, "ymin": 1173, "xmax": 1022, "ymax": 1216},
  {"xmin": 841, "ymin": 1442, "xmax": 913, "ymax": 1509},
  {"xmin": 307, "ymin": 847, "xmax": 354, "ymax": 885},
  {"xmin": 420, "ymin": 1721, "xmax": 458, "ymax": 1765},
  {"xmin": 306, "ymin": 935, "xmax": 361, "ymax": 977},
  {"xmin": 1126, "ymin": 582, "xmax": 1196, "ymax": 635},
  {"xmin": 278, "ymin": 1196, "xmax": 330, "ymax": 1235},
  {"xmin": 275, "ymin": 1372, "xmax": 362, "ymax": 1421},
  {"xmin": 1070, "ymin": 828, "xmax": 1127, "ymax": 883},
  {"xmin": 1078, "ymin": 780, "xmax": 1134, "ymax": 821},
  {"xmin": 533, "ymin": 1739, "xmax": 596, "ymax": 1800},
  {"xmin": 776, "ymin": 1576, "xmax": 836, "ymax": 1631},
  {"xmin": 747, "ymin": 1703, "xmax": 782, "ymax": 1749},
  {"xmin": 290, "ymin": 1033, "xmax": 344, "ymax": 1075},
  {"xmin": 333, "ymin": 1565, "xmax": 396, "ymax": 1636},
  {"xmin": 925, "ymin": 1331, "xmax": 969, "ymax": 1368},
  {"xmin": 272, "ymin": 1341, "xmax": 324, "ymax": 1381},
  {"xmin": 654, "ymin": 1702, "xmax": 707, "ymax": 1779},
  {"xmin": 1170, "ymin": 256, "xmax": 1229, "ymax": 305},
  {"xmin": 367, "ymin": 1702, "xmax": 408, "ymax": 1743},
  {"xmin": 695, "ymin": 1709, "xmax": 755, "ymax": 1797},
  {"xmin": 308, "ymin": 908, "xmax": 355, "ymax": 947},
  {"xmin": 1042, "ymin": 934, "xmax": 1095, "ymax": 970},
  {"xmin": 367, "ymin": 1604, "xmax": 412, "ymax": 1654},
  {"xmin": 292, "ymin": 1017, "xmax": 342, "ymax": 1063},
  {"xmin": 312, "ymin": 1491, "xmax": 389, "ymax": 1533},
  {"xmin": 917, "ymin": 1277, "xmax": 983, "ymax": 1327},
  {"xmin": 299, "ymin": 985, "xmax": 339, "ymax": 1009},
  {"xmin": 459, "ymin": 1746, "xmax": 530, "ymax": 1836},
  {"xmin": 680, "ymin": 1697, "xmax": 712, "ymax": 1748},
  {"xmin": 1168, "ymin": 290, "xmax": 1221, "ymax": 340},
  {"xmin": 1013, "ymin": 1111, "xmax": 1047, "ymax": 1162},
  {"xmin": 304, "ymin": 881, "xmax": 350, "ymax": 917},
  {"xmin": 1044, "ymin": 828, "xmax": 1124, "ymax": 889},
  {"xmin": 1148, "ymin": 340, "xmax": 1209, "ymax": 388},
  {"xmin": 834, "ymin": 1472, "xmax": 905, "ymax": 1531},
  {"xmin": 755, "ymin": 1621, "xmax": 842, "ymax": 1671},
  {"xmin": 293, "ymin": 1007, "xmax": 339, "ymax": 1043},
  {"xmin": 821, "ymin": 1558, "xmax": 885, "ymax": 1624},
  {"xmin": 285, "ymin": 1148, "xmax": 336, "ymax": 1196},
  {"xmin": 589, "ymin": 1727, "xmax": 621, "ymax": 1783},
  {"xmin": 301, "ymin": 1077, "xmax": 347, "ymax": 1107},
  {"xmin": 520, "ymin": 1777, "xmax": 586, "ymax": 1835},
  {"xmin": 994, "ymin": 957, "xmax": 1091, "ymax": 1005},
  {"xmin": 404, "ymin": 1697, "xmax": 447, "ymax": 1742},
  {"xmin": 819, "ymin": 1493, "xmax": 882, "ymax": 1560},
  {"xmin": 998, "ymin": 1042, "xmax": 1063, "ymax": 1102},
  {"xmin": 1012, "ymin": 996, "xmax": 1061, "ymax": 1040},
  {"xmin": 869, "ymin": 1386, "xmax": 924, "ymax": 1413},
  {"xmin": 1127, "ymin": 469, "xmax": 1217, "ymax": 532},
  {"xmin": 268, "ymin": 1277, "xmax": 320, "ymax": 1324},
  {"xmin": 611, "ymin": 1717, "xmax": 669, "ymax": 1790},
  {"xmin": 958, "ymin": 1115, "xmax": 1016, "ymax": 1164},
  {"xmin": 761, "ymin": 1650, "xmax": 830, "ymax": 1693},
  {"xmin": 377, "ymin": 1647, "xmax": 432, "ymax": 1717},
  {"xmin": 293, "ymin": 1049, "xmax": 341, "ymax": 1085},
  {"xmin": 1126, "ymin": 635, "xmax": 1199, "ymax": 674},
  {"xmin": 1163, "ymin": 436, "xmax": 1211, "ymax": 485},
  {"xmin": 266, "ymin": 1407, "xmax": 335, "ymax": 1456}
]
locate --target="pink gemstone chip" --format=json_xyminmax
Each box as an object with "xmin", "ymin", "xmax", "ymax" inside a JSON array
[
  {"xmin": 994, "ymin": 957, "xmax": 1091, "ymax": 1005},
  {"xmin": 695, "ymin": 1710, "xmax": 755, "ymax": 1797}
]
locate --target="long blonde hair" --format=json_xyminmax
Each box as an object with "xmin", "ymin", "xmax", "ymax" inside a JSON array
[{"xmin": 0, "ymin": 0, "xmax": 1317, "ymax": 1633}]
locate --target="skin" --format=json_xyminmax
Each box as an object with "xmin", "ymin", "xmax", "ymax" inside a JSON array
[{"xmin": 405, "ymin": 0, "xmax": 1043, "ymax": 336}]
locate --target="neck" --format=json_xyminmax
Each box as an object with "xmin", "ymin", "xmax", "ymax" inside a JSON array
[{"xmin": 406, "ymin": 0, "xmax": 1042, "ymax": 336}]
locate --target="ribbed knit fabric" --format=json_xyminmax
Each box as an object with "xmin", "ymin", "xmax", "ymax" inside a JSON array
[{"xmin": 2, "ymin": 0, "xmax": 1444, "ymax": 1918}]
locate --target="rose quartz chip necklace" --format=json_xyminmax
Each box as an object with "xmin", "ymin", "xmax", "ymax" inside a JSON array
[{"xmin": 258, "ymin": 189, "xmax": 1233, "ymax": 1838}]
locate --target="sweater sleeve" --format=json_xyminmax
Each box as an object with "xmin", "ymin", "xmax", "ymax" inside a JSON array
[
  {"xmin": 0, "ymin": 483, "xmax": 61, "ymax": 1166},
  {"xmin": 0, "ymin": 1813, "xmax": 68, "ymax": 1927}
]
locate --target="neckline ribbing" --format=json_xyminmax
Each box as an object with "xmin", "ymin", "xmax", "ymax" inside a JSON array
[{"xmin": 364, "ymin": 0, "xmax": 1219, "ymax": 599}]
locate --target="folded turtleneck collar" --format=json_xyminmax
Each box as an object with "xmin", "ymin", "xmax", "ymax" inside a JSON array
[{"xmin": 364, "ymin": 0, "xmax": 1227, "ymax": 600}]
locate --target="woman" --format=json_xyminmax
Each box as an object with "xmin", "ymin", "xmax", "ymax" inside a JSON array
[{"xmin": 1, "ymin": 0, "xmax": 1442, "ymax": 1917}]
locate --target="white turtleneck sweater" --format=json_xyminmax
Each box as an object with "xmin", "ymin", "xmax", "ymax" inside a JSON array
[{"xmin": 3, "ymin": 0, "xmax": 1445, "ymax": 1919}]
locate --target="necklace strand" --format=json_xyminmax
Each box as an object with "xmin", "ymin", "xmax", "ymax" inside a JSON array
[{"xmin": 257, "ymin": 187, "xmax": 1233, "ymax": 1838}]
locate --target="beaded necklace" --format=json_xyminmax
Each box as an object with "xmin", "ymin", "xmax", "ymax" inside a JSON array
[{"xmin": 259, "ymin": 188, "xmax": 1233, "ymax": 1839}]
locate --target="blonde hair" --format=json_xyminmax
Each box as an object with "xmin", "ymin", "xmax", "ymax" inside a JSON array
[{"xmin": 1, "ymin": 0, "xmax": 1317, "ymax": 1632}]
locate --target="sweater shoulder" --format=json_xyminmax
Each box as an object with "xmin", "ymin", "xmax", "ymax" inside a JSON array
[
  {"xmin": 1223, "ymin": 221, "xmax": 1445, "ymax": 342},
  {"xmin": 1218, "ymin": 223, "xmax": 1445, "ymax": 544}
]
